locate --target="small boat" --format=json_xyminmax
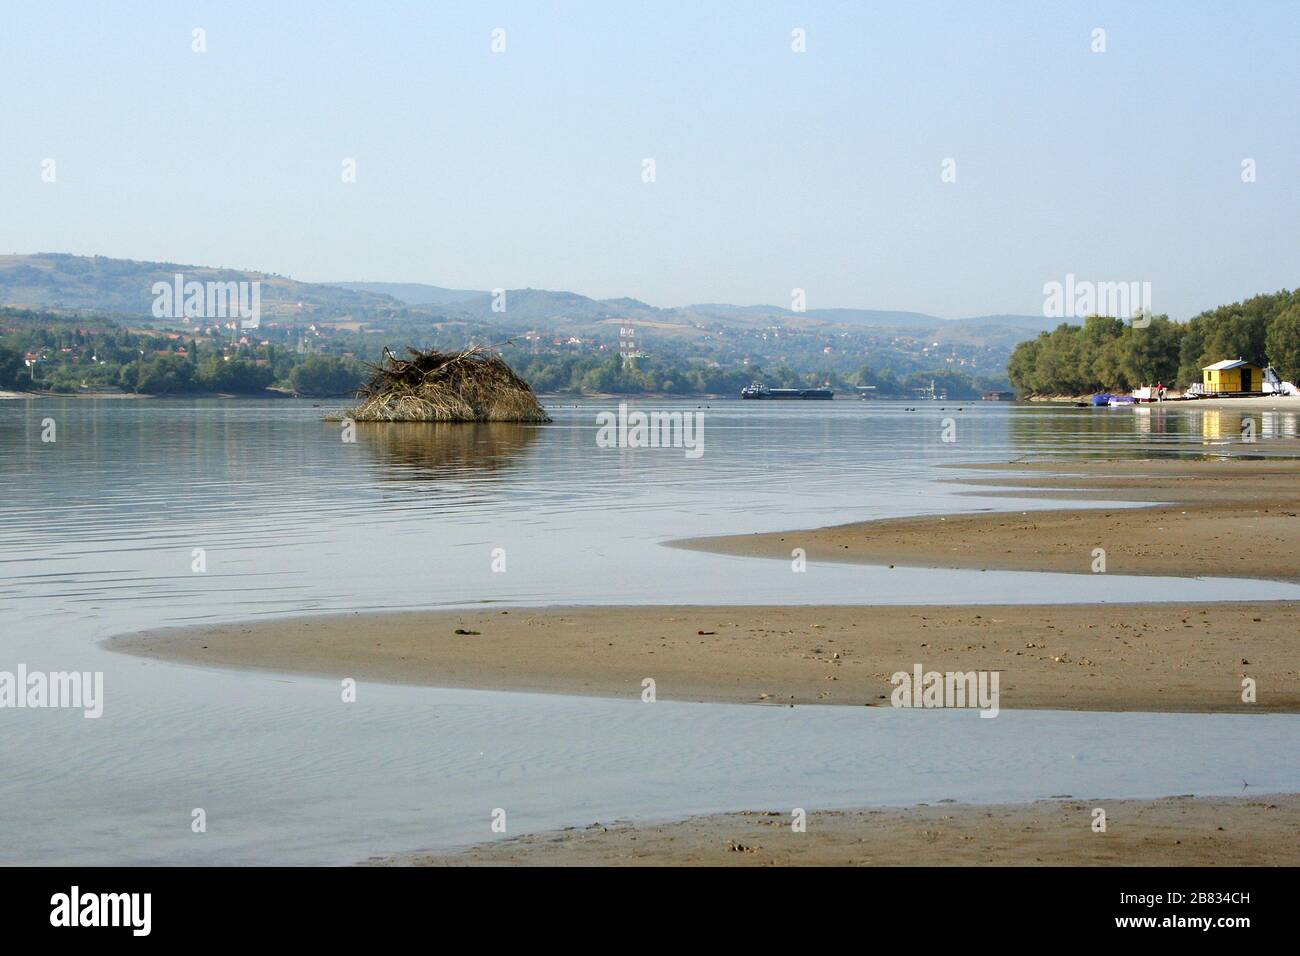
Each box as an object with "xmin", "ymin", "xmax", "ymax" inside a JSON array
[
  {"xmin": 1090, "ymin": 393, "xmax": 1113, "ymax": 406},
  {"xmin": 1264, "ymin": 366, "xmax": 1300, "ymax": 396},
  {"xmin": 741, "ymin": 383, "xmax": 833, "ymax": 400},
  {"xmin": 1108, "ymin": 395, "xmax": 1136, "ymax": 406}
]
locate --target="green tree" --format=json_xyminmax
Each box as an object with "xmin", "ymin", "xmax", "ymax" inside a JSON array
[
  {"xmin": 137, "ymin": 354, "xmax": 197, "ymax": 394},
  {"xmin": 1265, "ymin": 304, "xmax": 1300, "ymax": 383},
  {"xmin": 1032, "ymin": 324, "xmax": 1088, "ymax": 395},
  {"xmin": 0, "ymin": 345, "xmax": 22, "ymax": 389},
  {"xmin": 118, "ymin": 362, "xmax": 140, "ymax": 392},
  {"xmin": 1079, "ymin": 315, "xmax": 1124, "ymax": 387},
  {"xmin": 289, "ymin": 355, "xmax": 366, "ymax": 396},
  {"xmin": 1121, "ymin": 314, "xmax": 1182, "ymax": 387},
  {"xmin": 1005, "ymin": 338, "xmax": 1037, "ymax": 393},
  {"xmin": 197, "ymin": 357, "xmax": 274, "ymax": 393},
  {"xmin": 1176, "ymin": 322, "xmax": 1207, "ymax": 386},
  {"xmin": 1178, "ymin": 290, "xmax": 1297, "ymax": 383}
]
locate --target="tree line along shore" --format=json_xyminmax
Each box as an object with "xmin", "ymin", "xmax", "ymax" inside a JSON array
[
  {"xmin": 6, "ymin": 287, "xmax": 1299, "ymax": 401},
  {"xmin": 1009, "ymin": 289, "xmax": 1300, "ymax": 397},
  {"xmin": 0, "ymin": 307, "xmax": 1009, "ymax": 400}
]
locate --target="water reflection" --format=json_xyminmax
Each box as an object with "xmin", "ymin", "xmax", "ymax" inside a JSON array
[
  {"xmin": 5, "ymin": 398, "xmax": 1298, "ymax": 622},
  {"xmin": 1199, "ymin": 409, "xmax": 1300, "ymax": 441},
  {"xmin": 355, "ymin": 421, "xmax": 542, "ymax": 480},
  {"xmin": 1262, "ymin": 411, "xmax": 1300, "ymax": 439},
  {"xmin": 1007, "ymin": 404, "xmax": 1300, "ymax": 456}
]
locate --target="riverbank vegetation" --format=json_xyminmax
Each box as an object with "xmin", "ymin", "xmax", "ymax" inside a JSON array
[
  {"xmin": 0, "ymin": 308, "xmax": 1011, "ymax": 399},
  {"xmin": 1008, "ymin": 290, "xmax": 1300, "ymax": 396},
  {"xmin": 0, "ymin": 308, "xmax": 368, "ymax": 396}
]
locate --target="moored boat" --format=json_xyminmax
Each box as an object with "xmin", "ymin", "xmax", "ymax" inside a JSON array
[{"xmin": 741, "ymin": 383, "xmax": 833, "ymax": 400}]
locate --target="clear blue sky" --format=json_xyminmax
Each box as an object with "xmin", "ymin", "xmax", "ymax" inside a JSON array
[{"xmin": 2, "ymin": 1, "xmax": 1296, "ymax": 318}]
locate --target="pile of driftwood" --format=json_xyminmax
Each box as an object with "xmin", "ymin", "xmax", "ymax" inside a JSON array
[{"xmin": 344, "ymin": 346, "xmax": 550, "ymax": 423}]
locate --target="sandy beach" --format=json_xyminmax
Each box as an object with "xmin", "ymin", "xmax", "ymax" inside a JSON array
[
  {"xmin": 112, "ymin": 599, "xmax": 1299, "ymax": 712},
  {"xmin": 111, "ymin": 456, "xmax": 1300, "ymax": 712},
  {"xmin": 370, "ymin": 794, "xmax": 1300, "ymax": 866},
  {"xmin": 1155, "ymin": 395, "xmax": 1300, "ymax": 409},
  {"xmin": 674, "ymin": 456, "xmax": 1300, "ymax": 583},
  {"xmin": 105, "ymin": 452, "xmax": 1300, "ymax": 867}
]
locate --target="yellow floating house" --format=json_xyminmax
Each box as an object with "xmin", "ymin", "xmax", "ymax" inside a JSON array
[{"xmin": 1201, "ymin": 359, "xmax": 1263, "ymax": 395}]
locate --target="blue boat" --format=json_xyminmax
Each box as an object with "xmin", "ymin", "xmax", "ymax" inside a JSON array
[{"xmin": 1090, "ymin": 393, "xmax": 1113, "ymax": 406}]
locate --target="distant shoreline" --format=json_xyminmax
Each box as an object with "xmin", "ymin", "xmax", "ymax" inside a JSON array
[
  {"xmin": 2, "ymin": 388, "xmax": 336, "ymax": 400},
  {"xmin": 1023, "ymin": 393, "xmax": 1300, "ymax": 409},
  {"xmin": 9, "ymin": 388, "xmax": 1298, "ymax": 407}
]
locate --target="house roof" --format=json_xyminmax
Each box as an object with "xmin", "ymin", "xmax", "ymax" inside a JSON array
[{"xmin": 1203, "ymin": 359, "xmax": 1254, "ymax": 371}]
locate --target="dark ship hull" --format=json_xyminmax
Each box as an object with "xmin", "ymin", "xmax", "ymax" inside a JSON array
[{"xmin": 741, "ymin": 386, "xmax": 833, "ymax": 400}]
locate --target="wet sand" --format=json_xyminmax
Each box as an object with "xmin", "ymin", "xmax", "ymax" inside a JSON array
[
  {"xmin": 673, "ymin": 457, "xmax": 1300, "ymax": 583},
  {"xmin": 106, "ymin": 453, "xmax": 1300, "ymax": 866},
  {"xmin": 111, "ymin": 600, "xmax": 1299, "ymax": 712},
  {"xmin": 111, "ymin": 457, "xmax": 1299, "ymax": 712},
  {"xmin": 371, "ymin": 794, "xmax": 1300, "ymax": 866}
]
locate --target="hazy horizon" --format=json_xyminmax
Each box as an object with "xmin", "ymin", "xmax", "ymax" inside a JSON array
[{"xmin": 3, "ymin": 1, "xmax": 1297, "ymax": 320}]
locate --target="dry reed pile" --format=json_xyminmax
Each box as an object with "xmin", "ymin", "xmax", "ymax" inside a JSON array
[{"xmin": 341, "ymin": 346, "xmax": 550, "ymax": 423}]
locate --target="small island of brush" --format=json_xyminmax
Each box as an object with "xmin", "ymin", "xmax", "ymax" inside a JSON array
[{"xmin": 331, "ymin": 346, "xmax": 550, "ymax": 423}]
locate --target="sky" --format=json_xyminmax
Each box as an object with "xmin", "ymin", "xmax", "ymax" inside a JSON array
[{"xmin": 1, "ymin": 1, "xmax": 1296, "ymax": 319}]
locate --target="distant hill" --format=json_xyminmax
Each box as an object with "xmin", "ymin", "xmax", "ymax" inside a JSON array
[
  {"xmin": 327, "ymin": 281, "xmax": 1055, "ymax": 336},
  {"xmin": 699, "ymin": 306, "xmax": 1059, "ymax": 333},
  {"xmin": 426, "ymin": 288, "xmax": 1056, "ymax": 335},
  {"xmin": 803, "ymin": 308, "xmax": 963, "ymax": 330},
  {"xmin": 0, "ymin": 253, "xmax": 1060, "ymax": 343},
  {"xmin": 329, "ymin": 281, "xmax": 485, "ymax": 306},
  {"xmin": 0, "ymin": 252, "xmax": 1071, "ymax": 390},
  {"xmin": 0, "ymin": 253, "xmax": 396, "ymax": 316},
  {"xmin": 447, "ymin": 288, "xmax": 629, "ymax": 323},
  {"xmin": 957, "ymin": 313, "xmax": 1067, "ymax": 331}
]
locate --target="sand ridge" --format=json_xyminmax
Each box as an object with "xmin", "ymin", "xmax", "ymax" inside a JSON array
[
  {"xmin": 369, "ymin": 794, "xmax": 1300, "ymax": 867},
  {"xmin": 672, "ymin": 456, "xmax": 1300, "ymax": 583},
  {"xmin": 110, "ymin": 600, "xmax": 1299, "ymax": 713}
]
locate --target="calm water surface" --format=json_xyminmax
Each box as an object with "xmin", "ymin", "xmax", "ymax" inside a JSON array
[
  {"xmin": 1, "ymin": 397, "xmax": 1297, "ymax": 863},
  {"xmin": 4, "ymin": 397, "xmax": 1298, "ymax": 627}
]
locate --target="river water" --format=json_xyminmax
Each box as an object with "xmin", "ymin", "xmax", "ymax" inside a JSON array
[{"xmin": 1, "ymin": 397, "xmax": 1296, "ymax": 863}]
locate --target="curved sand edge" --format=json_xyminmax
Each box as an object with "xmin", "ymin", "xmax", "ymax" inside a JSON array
[
  {"xmin": 108, "ymin": 601, "xmax": 1300, "ymax": 713},
  {"xmin": 366, "ymin": 793, "xmax": 1300, "ymax": 866},
  {"xmin": 670, "ymin": 457, "xmax": 1300, "ymax": 583}
]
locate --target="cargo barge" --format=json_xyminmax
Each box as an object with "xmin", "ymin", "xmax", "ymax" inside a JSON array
[{"xmin": 741, "ymin": 383, "xmax": 833, "ymax": 400}]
